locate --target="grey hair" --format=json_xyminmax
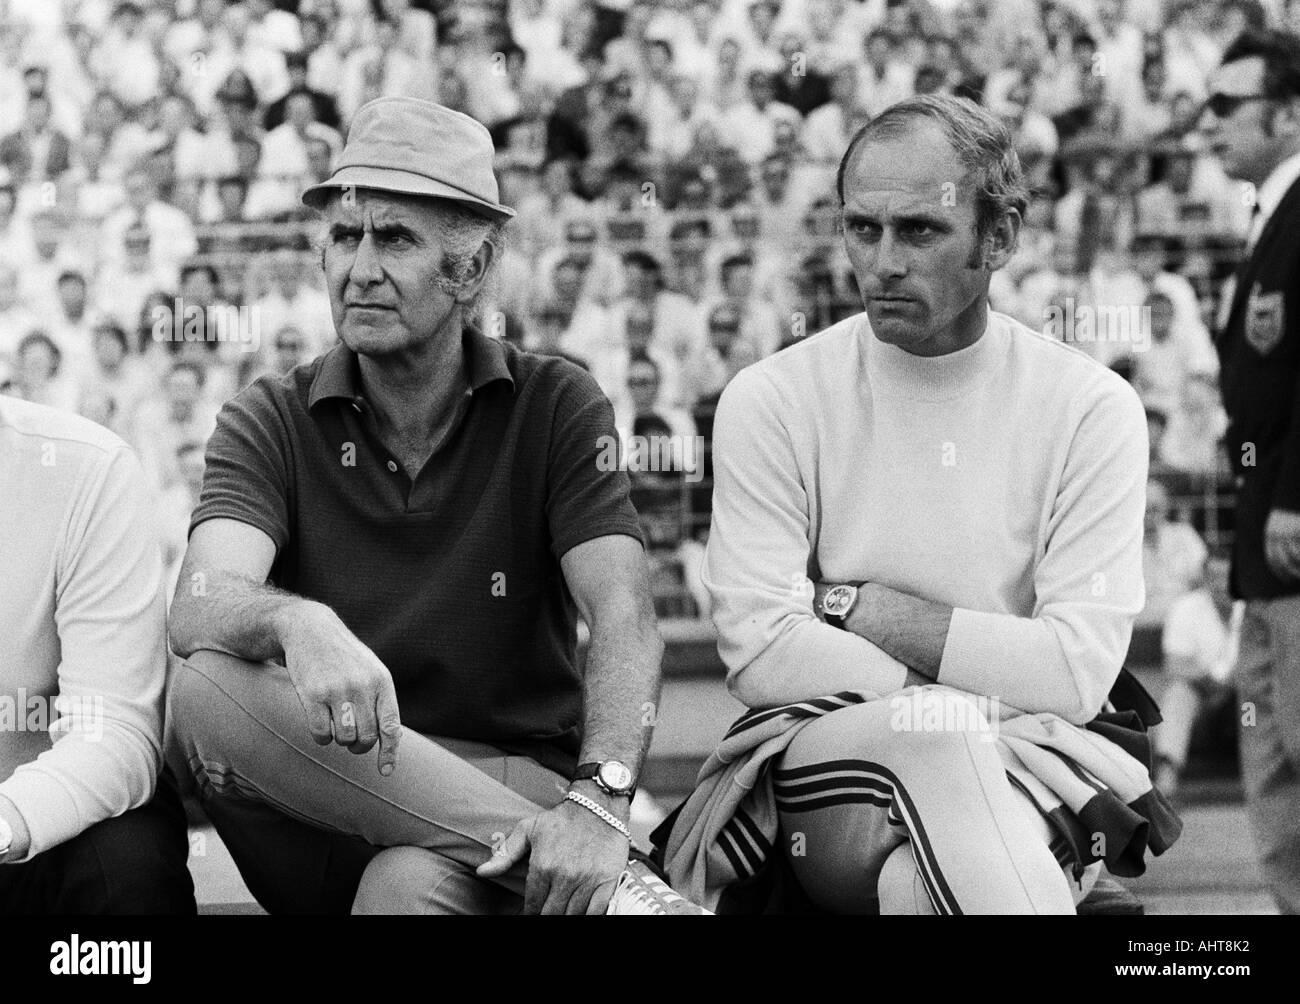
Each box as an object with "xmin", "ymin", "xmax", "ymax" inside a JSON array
[
  {"xmin": 427, "ymin": 199, "xmax": 507, "ymax": 326},
  {"xmin": 836, "ymin": 94, "xmax": 1029, "ymax": 251}
]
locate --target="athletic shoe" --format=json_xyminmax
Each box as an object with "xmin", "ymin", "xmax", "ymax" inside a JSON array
[{"xmin": 605, "ymin": 860, "xmax": 713, "ymax": 915}]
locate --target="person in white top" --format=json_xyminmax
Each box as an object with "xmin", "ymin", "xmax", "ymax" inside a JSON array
[
  {"xmin": 100, "ymin": 170, "xmax": 199, "ymax": 276},
  {"xmin": 1140, "ymin": 477, "xmax": 1208, "ymax": 629},
  {"xmin": 90, "ymin": 2, "xmax": 161, "ymax": 111},
  {"xmin": 697, "ymin": 95, "xmax": 1153, "ymax": 914},
  {"xmin": 0, "ymin": 395, "xmax": 194, "ymax": 912},
  {"xmin": 1155, "ymin": 556, "xmax": 1242, "ymax": 796},
  {"xmin": 858, "ymin": 28, "xmax": 915, "ymax": 118},
  {"xmin": 803, "ymin": 62, "xmax": 872, "ymax": 166},
  {"xmin": 718, "ymin": 69, "xmax": 801, "ymax": 165}
]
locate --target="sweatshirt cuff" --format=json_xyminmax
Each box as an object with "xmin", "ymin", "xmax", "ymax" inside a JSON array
[
  {"xmin": 936, "ymin": 606, "xmax": 1022, "ymax": 700},
  {"xmin": 0, "ymin": 768, "xmax": 81, "ymax": 862}
]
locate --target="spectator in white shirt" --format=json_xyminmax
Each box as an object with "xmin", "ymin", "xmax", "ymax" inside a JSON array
[
  {"xmin": 749, "ymin": 152, "xmax": 811, "ymax": 253},
  {"xmin": 2, "ymin": 331, "xmax": 78, "ymax": 412},
  {"xmin": 1094, "ymin": 0, "xmax": 1145, "ymax": 105},
  {"xmin": 255, "ymin": 92, "xmax": 344, "ymax": 218},
  {"xmin": 1155, "ymin": 556, "xmax": 1242, "ymax": 795},
  {"xmin": 859, "ymin": 28, "xmax": 915, "ymax": 116},
  {"xmin": 46, "ymin": 270, "xmax": 97, "ymax": 380},
  {"xmin": 250, "ymin": 250, "xmax": 336, "ymax": 362},
  {"xmin": 649, "ymin": 72, "xmax": 723, "ymax": 162},
  {"xmin": 85, "ymin": 91, "xmax": 155, "ymax": 183},
  {"xmin": 720, "ymin": 68, "xmax": 802, "ymax": 165},
  {"xmin": 209, "ymin": 1, "xmax": 291, "ymax": 112},
  {"xmin": 158, "ymin": 440, "xmax": 209, "ymax": 607},
  {"xmin": 534, "ymin": 216, "xmax": 626, "ymax": 309},
  {"xmin": 803, "ymin": 63, "xmax": 871, "ymax": 166},
  {"xmin": 339, "ymin": 15, "xmax": 436, "ymax": 125},
  {"xmin": 96, "ymin": 224, "xmax": 180, "ymax": 336},
  {"xmin": 701, "ymin": 36, "xmax": 749, "ymax": 111},
  {"xmin": 1128, "ymin": 232, "xmax": 1216, "ymax": 366},
  {"xmin": 513, "ymin": 157, "xmax": 590, "ymax": 256},
  {"xmin": 0, "ymin": 394, "xmax": 195, "ymax": 913},
  {"xmin": 163, "ymin": 0, "xmax": 228, "ymax": 70},
  {"xmin": 93, "ymin": 2, "xmax": 162, "ymax": 112},
  {"xmin": 131, "ymin": 358, "xmax": 219, "ymax": 494},
  {"xmin": 545, "ymin": 254, "xmax": 614, "ymax": 368},
  {"xmin": 101, "ymin": 170, "xmax": 199, "ymax": 275},
  {"xmin": 246, "ymin": 0, "xmax": 303, "ymax": 53},
  {"xmin": 1160, "ymin": 370, "xmax": 1228, "ymax": 481},
  {"xmin": 0, "ymin": 262, "xmax": 39, "ymax": 365},
  {"xmin": 300, "ymin": 13, "xmax": 345, "ymax": 99},
  {"xmin": 63, "ymin": 129, "xmax": 127, "ymax": 227},
  {"xmin": 1132, "ymin": 292, "xmax": 1194, "ymax": 414},
  {"xmin": 1135, "ymin": 143, "xmax": 1243, "ymax": 241},
  {"xmin": 77, "ymin": 321, "xmax": 151, "ymax": 440},
  {"xmin": 1141, "ymin": 476, "xmax": 1209, "ymax": 628},
  {"xmin": 151, "ymin": 93, "xmax": 237, "ymax": 190}
]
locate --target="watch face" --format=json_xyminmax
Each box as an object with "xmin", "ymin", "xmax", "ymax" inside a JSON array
[
  {"xmin": 599, "ymin": 761, "xmax": 634, "ymax": 793},
  {"xmin": 822, "ymin": 585, "xmax": 855, "ymax": 617}
]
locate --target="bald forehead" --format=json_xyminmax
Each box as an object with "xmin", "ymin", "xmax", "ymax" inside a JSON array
[{"xmin": 842, "ymin": 119, "xmax": 973, "ymax": 219}]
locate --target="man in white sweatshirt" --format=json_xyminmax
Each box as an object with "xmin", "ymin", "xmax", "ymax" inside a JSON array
[
  {"xmin": 0, "ymin": 395, "xmax": 195, "ymax": 913},
  {"xmin": 701, "ymin": 94, "xmax": 1149, "ymax": 914}
]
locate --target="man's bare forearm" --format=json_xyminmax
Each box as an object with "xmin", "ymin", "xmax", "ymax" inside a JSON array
[
  {"xmin": 578, "ymin": 609, "xmax": 663, "ymax": 780},
  {"xmin": 169, "ymin": 569, "xmax": 327, "ymax": 662},
  {"xmin": 844, "ymin": 582, "xmax": 953, "ymax": 680}
]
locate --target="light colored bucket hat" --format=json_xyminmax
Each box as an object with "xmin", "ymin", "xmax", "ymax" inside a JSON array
[{"xmin": 301, "ymin": 96, "xmax": 515, "ymax": 220}]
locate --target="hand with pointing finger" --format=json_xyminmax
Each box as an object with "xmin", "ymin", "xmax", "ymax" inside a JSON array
[{"xmin": 281, "ymin": 602, "xmax": 402, "ymax": 775}]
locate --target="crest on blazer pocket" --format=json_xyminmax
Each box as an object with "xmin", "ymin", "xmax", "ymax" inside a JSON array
[{"xmin": 1245, "ymin": 284, "xmax": 1285, "ymax": 356}]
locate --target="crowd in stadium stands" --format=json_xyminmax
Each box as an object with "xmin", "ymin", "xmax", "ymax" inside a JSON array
[{"xmin": 0, "ymin": 0, "xmax": 1289, "ymax": 649}]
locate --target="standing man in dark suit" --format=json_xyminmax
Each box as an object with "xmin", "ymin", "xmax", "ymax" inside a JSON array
[
  {"xmin": 0, "ymin": 96, "xmax": 71, "ymax": 187},
  {"xmin": 1201, "ymin": 28, "xmax": 1300, "ymax": 914}
]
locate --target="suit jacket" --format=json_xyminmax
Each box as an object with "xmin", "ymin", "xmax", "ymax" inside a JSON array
[
  {"xmin": 1215, "ymin": 173, "xmax": 1300, "ymax": 599},
  {"xmin": 0, "ymin": 129, "xmax": 72, "ymax": 185}
]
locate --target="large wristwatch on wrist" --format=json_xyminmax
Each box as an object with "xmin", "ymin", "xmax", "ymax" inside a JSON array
[
  {"xmin": 571, "ymin": 759, "xmax": 637, "ymax": 799},
  {"xmin": 820, "ymin": 583, "xmax": 860, "ymax": 629}
]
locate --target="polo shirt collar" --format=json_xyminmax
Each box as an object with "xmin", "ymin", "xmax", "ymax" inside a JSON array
[{"xmin": 308, "ymin": 323, "xmax": 514, "ymax": 411}]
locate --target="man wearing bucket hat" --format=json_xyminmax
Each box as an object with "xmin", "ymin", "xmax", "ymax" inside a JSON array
[{"xmin": 168, "ymin": 97, "xmax": 707, "ymax": 915}]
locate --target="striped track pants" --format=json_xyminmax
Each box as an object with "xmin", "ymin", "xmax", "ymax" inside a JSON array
[{"xmin": 773, "ymin": 698, "xmax": 1089, "ymax": 914}]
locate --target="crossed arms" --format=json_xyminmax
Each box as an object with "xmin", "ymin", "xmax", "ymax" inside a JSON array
[{"xmin": 701, "ymin": 364, "xmax": 1149, "ymax": 726}]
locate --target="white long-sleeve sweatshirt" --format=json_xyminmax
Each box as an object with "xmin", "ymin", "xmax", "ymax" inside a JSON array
[
  {"xmin": 702, "ymin": 309, "xmax": 1148, "ymax": 725},
  {"xmin": 1, "ymin": 396, "xmax": 166, "ymax": 860}
]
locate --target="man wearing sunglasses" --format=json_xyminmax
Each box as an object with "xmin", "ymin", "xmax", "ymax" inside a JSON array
[{"xmin": 1200, "ymin": 29, "xmax": 1300, "ymax": 914}]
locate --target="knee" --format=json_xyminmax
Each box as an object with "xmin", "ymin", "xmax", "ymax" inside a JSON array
[
  {"xmin": 167, "ymin": 654, "xmax": 229, "ymax": 750},
  {"xmin": 167, "ymin": 651, "xmax": 283, "ymax": 756},
  {"xmin": 877, "ymin": 843, "xmax": 934, "ymax": 915},
  {"xmin": 353, "ymin": 847, "xmax": 474, "ymax": 915},
  {"xmin": 60, "ymin": 804, "xmax": 196, "ymax": 914},
  {"xmin": 878, "ymin": 690, "xmax": 995, "ymax": 761}
]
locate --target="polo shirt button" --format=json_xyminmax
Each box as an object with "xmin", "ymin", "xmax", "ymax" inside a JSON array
[{"xmin": 387, "ymin": 460, "xmax": 398, "ymax": 473}]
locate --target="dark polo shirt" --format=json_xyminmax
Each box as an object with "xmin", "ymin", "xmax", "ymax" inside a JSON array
[{"xmin": 191, "ymin": 326, "xmax": 643, "ymax": 776}]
